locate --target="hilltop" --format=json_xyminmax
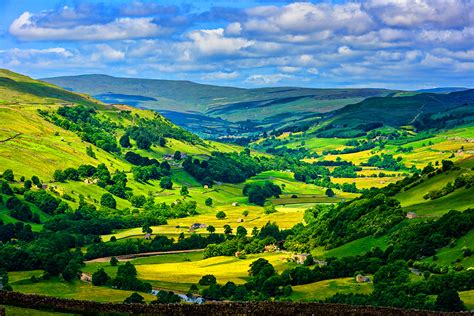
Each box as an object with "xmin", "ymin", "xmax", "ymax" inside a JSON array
[{"xmin": 43, "ymin": 74, "xmax": 394, "ymax": 137}]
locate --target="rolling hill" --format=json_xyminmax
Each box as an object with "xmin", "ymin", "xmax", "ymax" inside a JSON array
[
  {"xmin": 42, "ymin": 74, "xmax": 394, "ymax": 137},
  {"xmin": 311, "ymin": 89, "xmax": 474, "ymax": 138}
]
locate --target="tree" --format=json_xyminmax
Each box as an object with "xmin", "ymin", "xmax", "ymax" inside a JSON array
[
  {"xmin": 236, "ymin": 226, "xmax": 247, "ymax": 238},
  {"xmin": 180, "ymin": 186, "xmax": 189, "ymax": 197},
  {"xmin": 130, "ymin": 195, "xmax": 146, "ymax": 208},
  {"xmin": 92, "ymin": 268, "xmax": 110, "ymax": 286},
  {"xmin": 0, "ymin": 181, "xmax": 13, "ymax": 195},
  {"xmin": 31, "ymin": 175, "xmax": 41, "ymax": 188},
  {"xmin": 199, "ymin": 274, "xmax": 217, "ymax": 286},
  {"xmin": 24, "ymin": 179, "xmax": 32, "ymax": 190},
  {"xmin": 160, "ymin": 176, "xmax": 173, "ymax": 190},
  {"xmin": 205, "ymin": 197, "xmax": 213, "ymax": 206},
  {"xmin": 86, "ymin": 146, "xmax": 96, "ymax": 159},
  {"xmin": 242, "ymin": 210, "xmax": 249, "ymax": 217},
  {"xmin": 325, "ymin": 188, "xmax": 335, "ymax": 197},
  {"xmin": 100, "ymin": 193, "xmax": 116, "ymax": 209},
  {"xmin": 142, "ymin": 225, "xmax": 153, "ymax": 234},
  {"xmin": 207, "ymin": 225, "xmax": 216, "ymax": 234},
  {"xmin": 435, "ymin": 289, "xmax": 465, "ymax": 311},
  {"xmin": 155, "ymin": 291, "xmax": 181, "ymax": 303},
  {"xmin": 223, "ymin": 224, "xmax": 233, "ymax": 235},
  {"xmin": 110, "ymin": 257, "xmax": 119, "ymax": 266},
  {"xmin": 216, "ymin": 211, "xmax": 226, "ymax": 219},
  {"xmin": 124, "ymin": 292, "xmax": 144, "ymax": 304},
  {"xmin": 53, "ymin": 170, "xmax": 66, "ymax": 182},
  {"xmin": 174, "ymin": 151, "xmax": 182, "ymax": 160},
  {"xmin": 2, "ymin": 169, "xmax": 14, "ymax": 182},
  {"xmin": 119, "ymin": 134, "xmax": 131, "ymax": 148}
]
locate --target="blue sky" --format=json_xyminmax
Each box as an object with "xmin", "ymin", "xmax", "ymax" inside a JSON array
[{"xmin": 0, "ymin": 0, "xmax": 473, "ymax": 89}]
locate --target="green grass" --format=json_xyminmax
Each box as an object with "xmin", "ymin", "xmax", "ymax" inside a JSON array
[
  {"xmin": 423, "ymin": 229, "xmax": 474, "ymax": 268},
  {"xmin": 289, "ymin": 277, "xmax": 373, "ymax": 302},
  {"xmin": 312, "ymin": 235, "xmax": 389, "ymax": 258},
  {"xmin": 8, "ymin": 271, "xmax": 156, "ymax": 303},
  {"xmin": 84, "ymin": 252, "xmax": 296, "ymax": 292},
  {"xmin": 460, "ymin": 289, "xmax": 474, "ymax": 310}
]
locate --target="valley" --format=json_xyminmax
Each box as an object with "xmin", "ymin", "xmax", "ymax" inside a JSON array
[{"xmin": 0, "ymin": 69, "xmax": 473, "ymax": 313}]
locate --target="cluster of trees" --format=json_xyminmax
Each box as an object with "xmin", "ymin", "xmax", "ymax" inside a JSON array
[
  {"xmin": 48, "ymin": 106, "xmax": 120, "ymax": 153},
  {"xmin": 242, "ymin": 182, "xmax": 281, "ymax": 206},
  {"xmin": 362, "ymin": 154, "xmax": 406, "ymax": 171},
  {"xmin": 284, "ymin": 193, "xmax": 405, "ymax": 251},
  {"xmin": 202, "ymin": 222, "xmax": 289, "ymax": 259},
  {"xmin": 423, "ymin": 174, "xmax": 473, "ymax": 200},
  {"xmin": 183, "ymin": 151, "xmax": 265, "ymax": 184},
  {"xmin": 198, "ymin": 259, "xmax": 292, "ymax": 301},
  {"xmin": 92, "ymin": 262, "xmax": 152, "ymax": 292}
]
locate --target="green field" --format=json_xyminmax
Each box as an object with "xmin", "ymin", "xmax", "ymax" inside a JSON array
[
  {"xmin": 312, "ymin": 235, "xmax": 389, "ymax": 259},
  {"xmin": 8, "ymin": 270, "xmax": 156, "ymax": 303},
  {"xmin": 289, "ymin": 277, "xmax": 373, "ymax": 302},
  {"xmin": 423, "ymin": 229, "xmax": 474, "ymax": 269},
  {"xmin": 83, "ymin": 252, "xmax": 296, "ymax": 292}
]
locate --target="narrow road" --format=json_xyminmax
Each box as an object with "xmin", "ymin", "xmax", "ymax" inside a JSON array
[{"xmin": 84, "ymin": 248, "xmax": 204, "ymax": 263}]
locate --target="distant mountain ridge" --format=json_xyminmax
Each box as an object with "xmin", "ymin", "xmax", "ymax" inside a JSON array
[{"xmin": 42, "ymin": 74, "xmax": 395, "ymax": 136}]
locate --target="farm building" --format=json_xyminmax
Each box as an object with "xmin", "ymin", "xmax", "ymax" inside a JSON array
[
  {"xmin": 355, "ymin": 274, "xmax": 370, "ymax": 283},
  {"xmin": 406, "ymin": 212, "xmax": 417, "ymax": 219}
]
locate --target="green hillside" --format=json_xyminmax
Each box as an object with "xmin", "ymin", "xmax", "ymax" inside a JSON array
[
  {"xmin": 313, "ymin": 89, "xmax": 474, "ymax": 138},
  {"xmin": 43, "ymin": 74, "xmax": 394, "ymax": 137}
]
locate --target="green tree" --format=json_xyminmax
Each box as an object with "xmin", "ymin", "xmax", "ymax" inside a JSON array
[
  {"xmin": 100, "ymin": 193, "xmax": 117, "ymax": 209},
  {"xmin": 124, "ymin": 292, "xmax": 144, "ymax": 304},
  {"xmin": 216, "ymin": 211, "xmax": 226, "ymax": 219},
  {"xmin": 24, "ymin": 179, "xmax": 32, "ymax": 190},
  {"xmin": 180, "ymin": 185, "xmax": 189, "ymax": 197},
  {"xmin": 142, "ymin": 225, "xmax": 153, "ymax": 234},
  {"xmin": 325, "ymin": 188, "xmax": 335, "ymax": 197},
  {"xmin": 130, "ymin": 195, "xmax": 146, "ymax": 208},
  {"xmin": 205, "ymin": 197, "xmax": 213, "ymax": 206},
  {"xmin": 174, "ymin": 151, "xmax": 182, "ymax": 160},
  {"xmin": 119, "ymin": 134, "xmax": 131, "ymax": 148},
  {"xmin": 207, "ymin": 225, "xmax": 216, "ymax": 234},
  {"xmin": 53, "ymin": 170, "xmax": 66, "ymax": 182},
  {"xmin": 236, "ymin": 226, "xmax": 247, "ymax": 238},
  {"xmin": 199, "ymin": 274, "xmax": 217, "ymax": 286},
  {"xmin": 2, "ymin": 169, "xmax": 14, "ymax": 182},
  {"xmin": 0, "ymin": 181, "xmax": 13, "ymax": 195},
  {"xmin": 435, "ymin": 289, "xmax": 465, "ymax": 311},
  {"xmin": 92, "ymin": 268, "xmax": 110, "ymax": 286},
  {"xmin": 110, "ymin": 257, "xmax": 119, "ymax": 266},
  {"xmin": 224, "ymin": 224, "xmax": 233, "ymax": 235},
  {"xmin": 160, "ymin": 176, "xmax": 173, "ymax": 190},
  {"xmin": 242, "ymin": 210, "xmax": 249, "ymax": 217},
  {"xmin": 86, "ymin": 145, "xmax": 96, "ymax": 159}
]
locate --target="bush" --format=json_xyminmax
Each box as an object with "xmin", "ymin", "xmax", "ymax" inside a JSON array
[
  {"xmin": 160, "ymin": 176, "xmax": 173, "ymax": 190},
  {"xmin": 2, "ymin": 169, "xmax": 14, "ymax": 181},
  {"xmin": 92, "ymin": 268, "xmax": 110, "ymax": 286},
  {"xmin": 124, "ymin": 292, "xmax": 144, "ymax": 304},
  {"xmin": 100, "ymin": 193, "xmax": 117, "ymax": 209},
  {"xmin": 216, "ymin": 211, "xmax": 226, "ymax": 219},
  {"xmin": 199, "ymin": 274, "xmax": 217, "ymax": 286}
]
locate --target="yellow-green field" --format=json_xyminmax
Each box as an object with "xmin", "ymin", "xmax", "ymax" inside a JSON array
[
  {"xmin": 83, "ymin": 252, "xmax": 296, "ymax": 292},
  {"xmin": 460, "ymin": 289, "xmax": 474, "ymax": 310},
  {"xmin": 331, "ymin": 176, "xmax": 403, "ymax": 189},
  {"xmin": 8, "ymin": 270, "xmax": 156, "ymax": 303},
  {"xmin": 289, "ymin": 277, "xmax": 373, "ymax": 302}
]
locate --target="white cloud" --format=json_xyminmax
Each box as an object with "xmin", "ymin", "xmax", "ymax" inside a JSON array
[
  {"xmin": 245, "ymin": 73, "xmax": 293, "ymax": 85},
  {"xmin": 187, "ymin": 28, "xmax": 254, "ymax": 56},
  {"xmin": 202, "ymin": 71, "xmax": 240, "ymax": 80},
  {"xmin": 279, "ymin": 66, "xmax": 300, "ymax": 73},
  {"xmin": 91, "ymin": 44, "xmax": 125, "ymax": 62},
  {"xmin": 9, "ymin": 11, "xmax": 167, "ymax": 41}
]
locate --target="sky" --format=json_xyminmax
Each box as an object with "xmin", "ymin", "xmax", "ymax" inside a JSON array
[{"xmin": 0, "ymin": 0, "xmax": 473, "ymax": 89}]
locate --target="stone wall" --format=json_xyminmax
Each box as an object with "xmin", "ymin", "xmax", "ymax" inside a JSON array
[{"xmin": 0, "ymin": 291, "xmax": 468, "ymax": 316}]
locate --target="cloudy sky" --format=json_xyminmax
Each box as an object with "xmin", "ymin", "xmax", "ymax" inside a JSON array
[{"xmin": 0, "ymin": 0, "xmax": 473, "ymax": 89}]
